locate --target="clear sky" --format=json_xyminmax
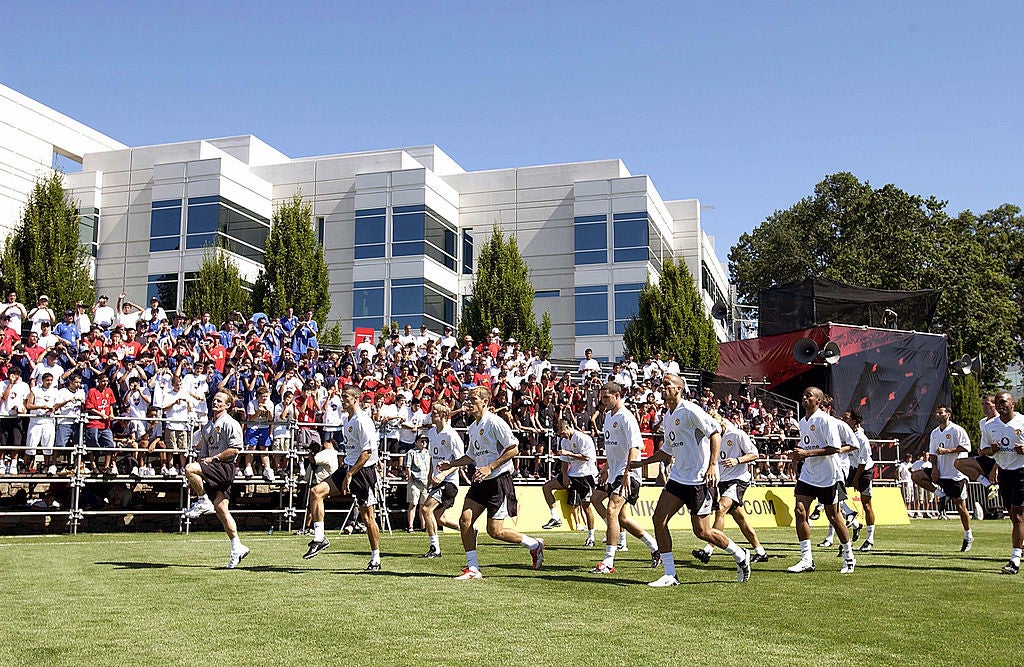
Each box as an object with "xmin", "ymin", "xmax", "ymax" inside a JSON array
[{"xmin": 3, "ymin": 2, "xmax": 1021, "ymax": 266}]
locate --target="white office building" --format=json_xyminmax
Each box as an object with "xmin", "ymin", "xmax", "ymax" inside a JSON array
[{"xmin": 0, "ymin": 83, "xmax": 732, "ymax": 359}]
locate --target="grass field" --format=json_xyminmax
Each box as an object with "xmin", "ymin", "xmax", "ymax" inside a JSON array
[{"xmin": 1, "ymin": 521, "xmax": 1021, "ymax": 667}]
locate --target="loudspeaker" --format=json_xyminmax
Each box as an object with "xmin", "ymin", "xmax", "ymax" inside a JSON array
[
  {"xmin": 792, "ymin": 338, "xmax": 820, "ymax": 364},
  {"xmin": 820, "ymin": 341, "xmax": 841, "ymax": 365},
  {"xmin": 711, "ymin": 301, "xmax": 729, "ymax": 320}
]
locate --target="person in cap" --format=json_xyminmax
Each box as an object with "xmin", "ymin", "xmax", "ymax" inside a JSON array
[
  {"xmin": 439, "ymin": 326, "xmax": 457, "ymax": 350},
  {"xmin": 54, "ymin": 310, "xmax": 81, "ymax": 349},
  {"xmin": 1, "ymin": 292, "xmax": 27, "ymax": 333},
  {"xmin": 92, "ymin": 294, "xmax": 116, "ymax": 329},
  {"xmin": 73, "ymin": 301, "xmax": 91, "ymax": 337},
  {"xmin": 404, "ymin": 433, "xmax": 432, "ymax": 532},
  {"xmin": 142, "ymin": 297, "xmax": 167, "ymax": 324},
  {"xmin": 116, "ymin": 292, "xmax": 142, "ymax": 330},
  {"xmin": 27, "ymin": 295, "xmax": 55, "ymax": 335}
]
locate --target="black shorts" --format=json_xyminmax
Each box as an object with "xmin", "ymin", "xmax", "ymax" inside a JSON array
[
  {"xmin": 427, "ymin": 481, "xmax": 459, "ymax": 510},
  {"xmin": 465, "ymin": 472, "xmax": 518, "ymax": 519},
  {"xmin": 997, "ymin": 467, "xmax": 1024, "ymax": 508},
  {"xmin": 198, "ymin": 459, "xmax": 237, "ymax": 497},
  {"xmin": 567, "ymin": 474, "xmax": 596, "ymax": 506},
  {"xmin": 604, "ymin": 474, "xmax": 640, "ymax": 506},
  {"xmin": 330, "ymin": 465, "xmax": 378, "ymax": 507},
  {"xmin": 975, "ymin": 456, "xmax": 997, "ymax": 477},
  {"xmin": 856, "ymin": 472, "xmax": 873, "ymax": 497},
  {"xmin": 718, "ymin": 479, "xmax": 750, "ymax": 505},
  {"xmin": 795, "ymin": 480, "xmax": 841, "ymax": 506},
  {"xmin": 664, "ymin": 479, "xmax": 717, "ymax": 516},
  {"xmin": 937, "ymin": 477, "xmax": 967, "ymax": 500}
]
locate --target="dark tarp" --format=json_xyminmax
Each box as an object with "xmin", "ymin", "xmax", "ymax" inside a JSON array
[{"xmin": 758, "ymin": 278, "xmax": 940, "ymax": 337}]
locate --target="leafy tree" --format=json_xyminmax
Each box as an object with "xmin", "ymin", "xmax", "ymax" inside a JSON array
[
  {"xmin": 0, "ymin": 171, "xmax": 93, "ymax": 313},
  {"xmin": 181, "ymin": 245, "xmax": 251, "ymax": 323},
  {"xmin": 252, "ymin": 192, "xmax": 330, "ymax": 324},
  {"xmin": 460, "ymin": 224, "xmax": 552, "ymax": 351},
  {"xmin": 950, "ymin": 373, "xmax": 983, "ymax": 444},
  {"xmin": 319, "ymin": 319, "xmax": 343, "ymax": 349},
  {"xmin": 728, "ymin": 172, "xmax": 1018, "ymax": 386},
  {"xmin": 622, "ymin": 257, "xmax": 719, "ymax": 372}
]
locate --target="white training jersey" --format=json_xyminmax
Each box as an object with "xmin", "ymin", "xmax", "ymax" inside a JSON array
[
  {"xmin": 832, "ymin": 415, "xmax": 860, "ymax": 477},
  {"xmin": 466, "ymin": 411, "xmax": 518, "ymax": 480},
  {"xmin": 718, "ymin": 423, "xmax": 757, "ymax": 483},
  {"xmin": 661, "ymin": 399, "xmax": 720, "ymax": 485},
  {"xmin": 273, "ymin": 402, "xmax": 295, "ymax": 438},
  {"xmin": 929, "ymin": 422, "xmax": 969, "ymax": 480},
  {"xmin": 27, "ymin": 385, "xmax": 57, "ymax": 426},
  {"xmin": 852, "ymin": 426, "xmax": 873, "ymax": 470},
  {"xmin": 341, "ymin": 408, "xmax": 379, "ymax": 467},
  {"xmin": 428, "ymin": 423, "xmax": 465, "ymax": 486},
  {"xmin": 559, "ymin": 430, "xmax": 599, "ymax": 478},
  {"xmin": 602, "ymin": 405, "xmax": 644, "ymax": 485},
  {"xmin": 797, "ymin": 408, "xmax": 843, "ymax": 487},
  {"xmin": 982, "ymin": 413, "xmax": 1024, "ymax": 471},
  {"xmin": 198, "ymin": 412, "xmax": 242, "ymax": 461}
]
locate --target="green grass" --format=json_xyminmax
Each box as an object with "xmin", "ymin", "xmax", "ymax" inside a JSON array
[{"xmin": 1, "ymin": 521, "xmax": 1021, "ymax": 667}]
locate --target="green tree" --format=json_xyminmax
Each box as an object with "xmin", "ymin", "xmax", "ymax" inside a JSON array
[
  {"xmin": 622, "ymin": 257, "xmax": 719, "ymax": 372},
  {"xmin": 0, "ymin": 171, "xmax": 93, "ymax": 312},
  {"xmin": 181, "ymin": 245, "xmax": 251, "ymax": 323},
  {"xmin": 252, "ymin": 192, "xmax": 330, "ymax": 324},
  {"xmin": 460, "ymin": 224, "xmax": 552, "ymax": 351},
  {"xmin": 950, "ymin": 374, "xmax": 983, "ymax": 444},
  {"xmin": 728, "ymin": 173, "xmax": 1018, "ymax": 385}
]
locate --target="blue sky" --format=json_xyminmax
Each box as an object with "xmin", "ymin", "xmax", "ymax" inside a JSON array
[{"xmin": 3, "ymin": 2, "xmax": 1021, "ymax": 265}]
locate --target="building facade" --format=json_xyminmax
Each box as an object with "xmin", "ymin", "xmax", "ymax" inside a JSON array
[{"xmin": 1, "ymin": 83, "xmax": 732, "ymax": 360}]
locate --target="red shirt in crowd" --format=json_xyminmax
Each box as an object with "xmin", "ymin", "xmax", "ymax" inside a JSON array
[{"xmin": 85, "ymin": 386, "xmax": 116, "ymax": 429}]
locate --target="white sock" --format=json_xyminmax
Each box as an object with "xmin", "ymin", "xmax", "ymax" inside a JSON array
[
  {"xmin": 370, "ymin": 549, "xmax": 380, "ymax": 564},
  {"xmin": 587, "ymin": 529, "xmax": 595, "ymax": 539},
  {"xmin": 198, "ymin": 494, "xmax": 209, "ymax": 503},
  {"xmin": 754, "ymin": 545, "xmax": 766, "ymax": 556},
  {"xmin": 466, "ymin": 549, "xmax": 479, "ymax": 570},
  {"xmin": 230, "ymin": 536, "xmax": 241, "ymax": 551},
  {"xmin": 978, "ymin": 475, "xmax": 991, "ymax": 487},
  {"xmin": 701, "ymin": 544, "xmax": 714, "ymax": 556},
  {"xmin": 313, "ymin": 521, "xmax": 325, "ymax": 542},
  {"xmin": 604, "ymin": 544, "xmax": 616, "ymax": 565},
  {"xmin": 825, "ymin": 525, "xmax": 835, "ymax": 541},
  {"xmin": 662, "ymin": 551, "xmax": 676, "ymax": 577},
  {"xmin": 520, "ymin": 535, "xmax": 539, "ymax": 549},
  {"xmin": 1011, "ymin": 548, "xmax": 1022, "ymax": 566},
  {"xmin": 639, "ymin": 531, "xmax": 658, "ymax": 552},
  {"xmin": 429, "ymin": 534, "xmax": 440, "ymax": 549},
  {"xmin": 841, "ymin": 542, "xmax": 853, "ymax": 559},
  {"xmin": 964, "ymin": 529, "xmax": 973, "ymax": 539},
  {"xmin": 866, "ymin": 525, "xmax": 875, "ymax": 541},
  {"xmin": 934, "ymin": 487, "xmax": 946, "ymax": 499},
  {"xmin": 723, "ymin": 539, "xmax": 745, "ymax": 562},
  {"xmin": 617, "ymin": 533, "xmax": 627, "ymax": 548},
  {"xmin": 550, "ymin": 507, "xmax": 560, "ymax": 521},
  {"xmin": 800, "ymin": 539, "xmax": 812, "ymax": 560}
]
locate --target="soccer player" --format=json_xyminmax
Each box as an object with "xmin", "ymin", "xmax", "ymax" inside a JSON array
[
  {"xmin": 634, "ymin": 375, "xmax": 750, "ymax": 586},
  {"xmin": 420, "ymin": 402, "xmax": 464, "ymax": 558},
  {"xmin": 540, "ymin": 418, "xmax": 599, "ymax": 545},
  {"xmin": 182, "ymin": 390, "xmax": 249, "ymax": 568},
  {"xmin": 303, "ymin": 385, "xmax": 383, "ymax": 572},
  {"xmin": 436, "ymin": 386, "xmax": 544, "ymax": 580},
  {"xmin": 816, "ymin": 399, "xmax": 863, "ymax": 549},
  {"xmin": 955, "ymin": 394, "xmax": 1000, "ymax": 499},
  {"xmin": 787, "ymin": 387, "xmax": 856, "ymax": 574},
  {"xmin": 979, "ymin": 391, "xmax": 1024, "ymax": 574},
  {"xmin": 846, "ymin": 410, "xmax": 878, "ymax": 551},
  {"xmin": 692, "ymin": 410, "xmax": 767, "ymax": 565},
  {"xmin": 588, "ymin": 381, "xmax": 660, "ymax": 574},
  {"xmin": 912, "ymin": 405, "xmax": 973, "ymax": 551}
]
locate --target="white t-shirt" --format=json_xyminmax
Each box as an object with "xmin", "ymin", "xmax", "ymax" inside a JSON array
[
  {"xmin": 398, "ymin": 404, "xmax": 419, "ymax": 444},
  {"xmin": 27, "ymin": 385, "xmax": 58, "ymax": 426},
  {"xmin": 852, "ymin": 426, "xmax": 873, "ymax": 471},
  {"xmin": 273, "ymin": 402, "xmax": 295, "ymax": 438},
  {"xmin": 163, "ymin": 388, "xmax": 191, "ymax": 431},
  {"xmin": 0, "ymin": 379, "xmax": 30, "ymax": 415},
  {"xmin": 559, "ymin": 430, "xmax": 599, "ymax": 478},
  {"xmin": 322, "ymin": 394, "xmax": 344, "ymax": 430},
  {"xmin": 341, "ymin": 408, "xmax": 379, "ymax": 467},
  {"xmin": 797, "ymin": 408, "xmax": 842, "ymax": 487},
  {"xmin": 93, "ymin": 305, "xmax": 116, "ymax": 328},
  {"xmin": 125, "ymin": 387, "xmax": 151, "ymax": 420},
  {"xmin": 466, "ymin": 411, "xmax": 518, "ymax": 480},
  {"xmin": 661, "ymin": 399, "xmax": 720, "ymax": 485},
  {"xmin": 929, "ymin": 422, "xmax": 970, "ymax": 480},
  {"xmin": 379, "ymin": 402, "xmax": 400, "ymax": 439},
  {"xmin": 428, "ymin": 423, "xmax": 465, "ymax": 486},
  {"xmin": 718, "ymin": 424, "xmax": 757, "ymax": 483},
  {"xmin": 1, "ymin": 302, "xmax": 25, "ymax": 331},
  {"xmin": 117, "ymin": 311, "xmax": 140, "ymax": 330},
  {"xmin": 982, "ymin": 413, "xmax": 1024, "ymax": 471},
  {"xmin": 578, "ymin": 357, "xmax": 601, "ymax": 374},
  {"xmin": 602, "ymin": 405, "xmax": 644, "ymax": 484}
]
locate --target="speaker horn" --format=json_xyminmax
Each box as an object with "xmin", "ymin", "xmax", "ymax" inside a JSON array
[
  {"xmin": 970, "ymin": 354, "xmax": 983, "ymax": 375},
  {"xmin": 711, "ymin": 300, "xmax": 729, "ymax": 320},
  {"xmin": 793, "ymin": 338, "xmax": 820, "ymax": 364},
  {"xmin": 949, "ymin": 354, "xmax": 971, "ymax": 376},
  {"xmin": 820, "ymin": 341, "xmax": 841, "ymax": 365}
]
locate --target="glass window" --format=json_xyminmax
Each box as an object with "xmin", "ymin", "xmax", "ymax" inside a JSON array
[
  {"xmin": 353, "ymin": 280, "xmax": 384, "ymax": 331},
  {"xmin": 150, "ymin": 206, "xmax": 182, "ymax": 238},
  {"xmin": 574, "ymin": 215, "xmax": 607, "ymax": 265},
  {"xmin": 462, "ymin": 229, "xmax": 474, "ymax": 274},
  {"xmin": 613, "ymin": 212, "xmax": 650, "ymax": 263},
  {"xmin": 355, "ymin": 209, "xmax": 385, "ymax": 259},
  {"xmin": 614, "ymin": 282, "xmax": 645, "ymax": 334},
  {"xmin": 534, "ymin": 290, "xmax": 560, "ymax": 298},
  {"xmin": 150, "ymin": 236, "xmax": 180, "ymax": 252},
  {"xmin": 389, "ymin": 277, "xmax": 456, "ymax": 331},
  {"xmin": 392, "ymin": 211, "xmax": 424, "ymax": 242},
  {"xmin": 185, "ymin": 233, "xmax": 217, "ymax": 250},
  {"xmin": 575, "ymin": 285, "xmax": 608, "ymax": 337},
  {"xmin": 147, "ymin": 274, "xmax": 179, "ymax": 311},
  {"xmin": 317, "ymin": 217, "xmax": 325, "ymax": 246}
]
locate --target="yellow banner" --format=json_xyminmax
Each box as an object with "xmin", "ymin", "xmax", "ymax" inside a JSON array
[{"xmin": 451, "ymin": 484, "xmax": 909, "ymax": 531}]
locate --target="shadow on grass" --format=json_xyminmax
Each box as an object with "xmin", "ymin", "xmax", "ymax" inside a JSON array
[{"xmin": 96, "ymin": 561, "xmax": 189, "ymax": 570}]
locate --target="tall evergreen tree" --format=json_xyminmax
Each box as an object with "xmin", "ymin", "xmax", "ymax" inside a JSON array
[
  {"xmin": 181, "ymin": 245, "xmax": 251, "ymax": 323},
  {"xmin": 460, "ymin": 224, "xmax": 552, "ymax": 351},
  {"xmin": 252, "ymin": 192, "xmax": 330, "ymax": 323},
  {"xmin": 622, "ymin": 257, "xmax": 719, "ymax": 371},
  {"xmin": 0, "ymin": 171, "xmax": 93, "ymax": 312}
]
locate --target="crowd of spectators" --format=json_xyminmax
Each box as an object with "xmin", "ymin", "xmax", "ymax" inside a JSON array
[{"xmin": 0, "ymin": 289, "xmax": 809, "ymax": 497}]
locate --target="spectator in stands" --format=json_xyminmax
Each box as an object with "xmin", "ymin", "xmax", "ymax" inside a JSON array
[
  {"xmin": 578, "ymin": 348, "xmax": 601, "ymax": 374},
  {"xmin": 1, "ymin": 292, "xmax": 27, "ymax": 333},
  {"xmin": 28, "ymin": 295, "xmax": 55, "ymax": 334}
]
